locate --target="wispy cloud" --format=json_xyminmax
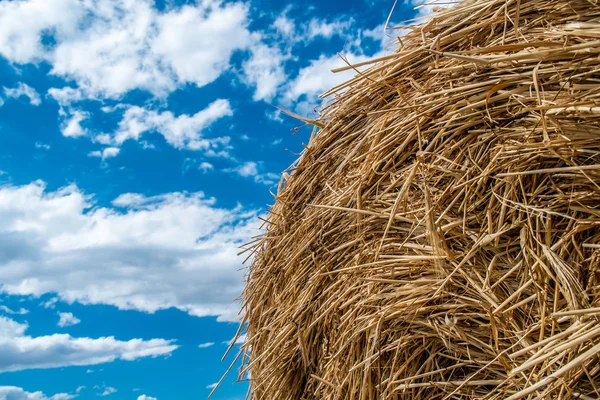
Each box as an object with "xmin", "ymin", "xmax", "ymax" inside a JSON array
[
  {"xmin": 0, "ymin": 305, "xmax": 29, "ymax": 315},
  {"xmin": 3, "ymin": 83, "xmax": 41, "ymax": 106}
]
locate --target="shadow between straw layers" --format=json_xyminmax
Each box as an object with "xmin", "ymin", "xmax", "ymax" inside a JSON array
[{"xmin": 241, "ymin": 0, "xmax": 600, "ymax": 398}]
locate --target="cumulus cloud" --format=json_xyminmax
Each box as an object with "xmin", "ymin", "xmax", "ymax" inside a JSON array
[
  {"xmin": 198, "ymin": 342, "xmax": 215, "ymax": 349},
  {"xmin": 137, "ymin": 395, "xmax": 157, "ymax": 400},
  {"xmin": 3, "ymin": 83, "xmax": 41, "ymax": 106},
  {"xmin": 57, "ymin": 312, "xmax": 80, "ymax": 327},
  {"xmin": 50, "ymin": 1, "xmax": 171, "ymax": 99},
  {"xmin": 0, "ymin": 386, "xmax": 75, "ymax": 400},
  {"xmin": 112, "ymin": 100, "xmax": 233, "ymax": 151},
  {"xmin": 0, "ymin": 181, "xmax": 259, "ymax": 321},
  {"xmin": 0, "ymin": 0, "xmax": 82, "ymax": 64},
  {"xmin": 0, "ymin": 316, "xmax": 177, "ymax": 373},
  {"xmin": 152, "ymin": 2, "xmax": 251, "ymax": 89}
]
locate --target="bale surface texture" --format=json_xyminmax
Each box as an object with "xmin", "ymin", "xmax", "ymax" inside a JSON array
[{"xmin": 243, "ymin": 0, "xmax": 600, "ymax": 398}]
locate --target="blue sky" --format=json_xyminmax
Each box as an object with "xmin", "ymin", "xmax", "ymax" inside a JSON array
[{"xmin": 0, "ymin": 0, "xmax": 431, "ymax": 399}]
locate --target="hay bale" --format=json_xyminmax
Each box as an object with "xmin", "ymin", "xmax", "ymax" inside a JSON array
[{"xmin": 242, "ymin": 0, "xmax": 600, "ymax": 398}]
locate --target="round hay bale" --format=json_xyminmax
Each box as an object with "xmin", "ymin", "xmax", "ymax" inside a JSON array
[{"xmin": 242, "ymin": 0, "xmax": 600, "ymax": 398}]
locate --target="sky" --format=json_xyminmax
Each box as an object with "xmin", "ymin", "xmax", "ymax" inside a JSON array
[{"xmin": 0, "ymin": 0, "xmax": 432, "ymax": 399}]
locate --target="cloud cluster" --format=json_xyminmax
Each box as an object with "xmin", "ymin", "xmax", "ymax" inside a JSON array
[
  {"xmin": 0, "ymin": 0, "xmax": 252, "ymax": 100},
  {"xmin": 0, "ymin": 0, "xmax": 388, "ymax": 112},
  {"xmin": 0, "ymin": 181, "xmax": 258, "ymax": 321},
  {"xmin": 0, "ymin": 316, "xmax": 177, "ymax": 373}
]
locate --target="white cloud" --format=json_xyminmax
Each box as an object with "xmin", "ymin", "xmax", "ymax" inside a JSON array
[
  {"xmin": 0, "ymin": 0, "xmax": 387, "ymax": 114},
  {"xmin": 306, "ymin": 18, "xmax": 352, "ymax": 40},
  {"xmin": 112, "ymin": 100, "xmax": 233, "ymax": 152},
  {"xmin": 3, "ymin": 83, "xmax": 41, "ymax": 106},
  {"xmin": 0, "ymin": 181, "xmax": 259, "ymax": 321},
  {"xmin": 0, "ymin": 305, "xmax": 29, "ymax": 315},
  {"xmin": 0, "ymin": 0, "xmax": 371, "ymax": 108},
  {"xmin": 242, "ymin": 39, "xmax": 287, "ymax": 102},
  {"xmin": 0, "ymin": 386, "xmax": 75, "ymax": 400},
  {"xmin": 137, "ymin": 395, "xmax": 157, "ymax": 400},
  {"xmin": 273, "ymin": 14, "xmax": 295, "ymax": 38},
  {"xmin": 60, "ymin": 110, "xmax": 88, "ymax": 138},
  {"xmin": 50, "ymin": 1, "xmax": 171, "ymax": 99},
  {"xmin": 0, "ymin": 316, "xmax": 177, "ymax": 373},
  {"xmin": 236, "ymin": 162, "xmax": 258, "ymax": 178},
  {"xmin": 1, "ymin": 0, "xmax": 254, "ymax": 100},
  {"xmin": 75, "ymin": 387, "xmax": 86, "ymax": 394},
  {"xmin": 57, "ymin": 312, "xmax": 80, "ymax": 327},
  {"xmin": 198, "ymin": 162, "xmax": 214, "ymax": 173},
  {"xmin": 286, "ymin": 53, "xmax": 372, "ymax": 104},
  {"xmin": 152, "ymin": 2, "xmax": 251, "ymax": 89},
  {"xmin": 197, "ymin": 342, "xmax": 214, "ymax": 349},
  {"xmin": 0, "ymin": 0, "xmax": 82, "ymax": 64},
  {"xmin": 42, "ymin": 298, "xmax": 58, "ymax": 309},
  {"xmin": 206, "ymin": 383, "xmax": 218, "ymax": 390},
  {"xmin": 94, "ymin": 134, "xmax": 112, "ymax": 146},
  {"xmin": 35, "ymin": 142, "xmax": 51, "ymax": 150},
  {"xmin": 229, "ymin": 162, "xmax": 279, "ymax": 186},
  {"xmin": 47, "ymin": 87, "xmax": 87, "ymax": 110},
  {"xmin": 88, "ymin": 148, "xmax": 120, "ymax": 160},
  {"xmin": 97, "ymin": 387, "xmax": 117, "ymax": 397}
]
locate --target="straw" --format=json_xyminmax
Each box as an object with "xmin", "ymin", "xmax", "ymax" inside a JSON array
[{"xmin": 241, "ymin": 0, "xmax": 600, "ymax": 398}]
